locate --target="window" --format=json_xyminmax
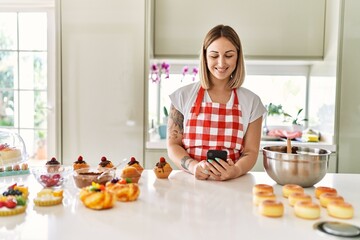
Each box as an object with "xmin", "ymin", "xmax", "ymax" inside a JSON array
[
  {"xmin": 148, "ymin": 62, "xmax": 336, "ymax": 139},
  {"xmin": 0, "ymin": 3, "xmax": 56, "ymax": 166}
]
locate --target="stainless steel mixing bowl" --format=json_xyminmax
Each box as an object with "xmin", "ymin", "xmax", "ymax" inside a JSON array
[{"xmin": 262, "ymin": 146, "xmax": 331, "ymax": 187}]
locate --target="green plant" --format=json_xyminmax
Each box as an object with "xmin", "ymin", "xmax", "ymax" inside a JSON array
[
  {"xmin": 283, "ymin": 108, "xmax": 308, "ymax": 125},
  {"xmin": 266, "ymin": 103, "xmax": 284, "ymax": 116},
  {"xmin": 163, "ymin": 106, "xmax": 169, "ymax": 117}
]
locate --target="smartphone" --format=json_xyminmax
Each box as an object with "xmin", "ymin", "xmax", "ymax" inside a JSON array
[{"xmin": 207, "ymin": 150, "xmax": 228, "ymax": 162}]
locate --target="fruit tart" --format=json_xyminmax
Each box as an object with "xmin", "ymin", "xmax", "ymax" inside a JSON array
[
  {"xmin": 34, "ymin": 189, "xmax": 64, "ymax": 206},
  {"xmin": 79, "ymin": 182, "xmax": 115, "ymax": 210},
  {"xmin": 97, "ymin": 156, "xmax": 114, "ymax": 171},
  {"xmin": 0, "ymin": 183, "xmax": 28, "ymax": 216},
  {"xmin": 153, "ymin": 157, "xmax": 172, "ymax": 179},
  {"xmin": 126, "ymin": 157, "xmax": 144, "ymax": 175},
  {"xmin": 106, "ymin": 178, "xmax": 140, "ymax": 202}
]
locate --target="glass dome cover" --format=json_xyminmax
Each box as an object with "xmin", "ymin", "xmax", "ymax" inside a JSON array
[{"xmin": 0, "ymin": 129, "xmax": 27, "ymax": 167}]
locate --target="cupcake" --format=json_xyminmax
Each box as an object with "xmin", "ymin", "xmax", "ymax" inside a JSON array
[
  {"xmin": 73, "ymin": 155, "xmax": 90, "ymax": 170},
  {"xmin": 153, "ymin": 157, "xmax": 172, "ymax": 179},
  {"xmin": 126, "ymin": 157, "xmax": 144, "ymax": 175},
  {"xmin": 121, "ymin": 166, "xmax": 141, "ymax": 183},
  {"xmin": 46, "ymin": 157, "xmax": 61, "ymax": 173},
  {"xmin": 97, "ymin": 156, "xmax": 114, "ymax": 171}
]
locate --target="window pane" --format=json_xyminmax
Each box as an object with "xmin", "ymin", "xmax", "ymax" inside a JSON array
[
  {"xmin": 0, "ymin": 90, "xmax": 15, "ymax": 127},
  {"xmin": 0, "ymin": 13, "xmax": 17, "ymax": 50},
  {"xmin": 18, "ymin": 12, "xmax": 47, "ymax": 51},
  {"xmin": 19, "ymin": 52, "xmax": 47, "ymax": 90},
  {"xmin": 243, "ymin": 75, "xmax": 307, "ymax": 126},
  {"xmin": 0, "ymin": 51, "xmax": 18, "ymax": 89}
]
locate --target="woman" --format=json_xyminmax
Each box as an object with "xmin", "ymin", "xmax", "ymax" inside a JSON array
[{"xmin": 167, "ymin": 24, "xmax": 266, "ymax": 181}]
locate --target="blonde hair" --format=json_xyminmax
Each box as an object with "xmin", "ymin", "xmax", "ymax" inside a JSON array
[{"xmin": 199, "ymin": 24, "xmax": 245, "ymax": 89}]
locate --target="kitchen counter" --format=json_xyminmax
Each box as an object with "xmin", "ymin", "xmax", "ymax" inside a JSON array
[
  {"xmin": 146, "ymin": 139, "xmax": 337, "ymax": 152},
  {"xmin": 1, "ymin": 170, "xmax": 358, "ymax": 240}
]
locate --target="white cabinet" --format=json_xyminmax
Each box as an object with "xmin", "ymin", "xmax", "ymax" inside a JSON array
[
  {"xmin": 154, "ymin": 0, "xmax": 326, "ymax": 59},
  {"xmin": 59, "ymin": 0, "xmax": 146, "ymax": 165}
]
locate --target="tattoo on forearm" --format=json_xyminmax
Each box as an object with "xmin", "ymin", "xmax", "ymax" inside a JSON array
[
  {"xmin": 180, "ymin": 156, "xmax": 195, "ymax": 170},
  {"xmin": 170, "ymin": 105, "xmax": 184, "ymax": 132}
]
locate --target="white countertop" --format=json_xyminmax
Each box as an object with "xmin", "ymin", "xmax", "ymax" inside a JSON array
[
  {"xmin": 146, "ymin": 139, "xmax": 337, "ymax": 152},
  {"xmin": 1, "ymin": 170, "xmax": 358, "ymax": 240}
]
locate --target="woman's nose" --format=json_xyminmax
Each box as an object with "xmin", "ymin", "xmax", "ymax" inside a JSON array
[{"xmin": 218, "ymin": 56, "xmax": 226, "ymax": 66}]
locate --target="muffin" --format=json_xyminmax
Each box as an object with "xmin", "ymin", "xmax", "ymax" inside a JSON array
[
  {"xmin": 97, "ymin": 156, "xmax": 114, "ymax": 171},
  {"xmin": 46, "ymin": 157, "xmax": 61, "ymax": 173},
  {"xmin": 153, "ymin": 157, "xmax": 172, "ymax": 179},
  {"xmin": 73, "ymin": 155, "xmax": 90, "ymax": 170},
  {"xmin": 121, "ymin": 166, "xmax": 141, "ymax": 183},
  {"xmin": 126, "ymin": 157, "xmax": 144, "ymax": 175}
]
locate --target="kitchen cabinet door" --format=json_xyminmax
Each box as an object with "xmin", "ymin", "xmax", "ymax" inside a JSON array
[
  {"xmin": 59, "ymin": 0, "xmax": 145, "ymax": 165},
  {"xmin": 154, "ymin": 0, "xmax": 325, "ymax": 59}
]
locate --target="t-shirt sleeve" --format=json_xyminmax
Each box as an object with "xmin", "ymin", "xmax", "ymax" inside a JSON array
[{"xmin": 249, "ymin": 94, "xmax": 267, "ymax": 123}]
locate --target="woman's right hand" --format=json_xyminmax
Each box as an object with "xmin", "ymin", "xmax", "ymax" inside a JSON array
[{"xmin": 194, "ymin": 160, "xmax": 210, "ymax": 180}]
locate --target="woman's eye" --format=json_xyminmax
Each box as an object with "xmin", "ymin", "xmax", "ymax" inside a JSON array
[
  {"xmin": 209, "ymin": 55, "xmax": 218, "ymax": 59},
  {"xmin": 225, "ymin": 55, "xmax": 234, "ymax": 58}
]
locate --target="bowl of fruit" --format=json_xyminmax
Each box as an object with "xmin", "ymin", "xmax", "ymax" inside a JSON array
[{"xmin": 31, "ymin": 165, "xmax": 72, "ymax": 188}]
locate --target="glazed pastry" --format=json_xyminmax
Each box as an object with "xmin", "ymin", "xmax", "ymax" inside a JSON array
[
  {"xmin": 153, "ymin": 157, "xmax": 172, "ymax": 179},
  {"xmin": 253, "ymin": 184, "xmax": 274, "ymax": 195},
  {"xmin": 319, "ymin": 193, "xmax": 344, "ymax": 208},
  {"xmin": 73, "ymin": 155, "xmax": 90, "ymax": 170},
  {"xmin": 126, "ymin": 157, "xmax": 144, "ymax": 175},
  {"xmin": 288, "ymin": 192, "xmax": 312, "ymax": 207},
  {"xmin": 106, "ymin": 178, "xmax": 140, "ymax": 202},
  {"xmin": 34, "ymin": 189, "xmax": 63, "ymax": 206},
  {"xmin": 46, "ymin": 157, "xmax": 61, "ymax": 173},
  {"xmin": 97, "ymin": 156, "xmax": 114, "ymax": 171},
  {"xmin": 79, "ymin": 182, "xmax": 115, "ymax": 210},
  {"xmin": 121, "ymin": 166, "xmax": 141, "ymax": 183},
  {"xmin": 282, "ymin": 184, "xmax": 304, "ymax": 198},
  {"xmin": 315, "ymin": 186, "xmax": 337, "ymax": 199},
  {"xmin": 259, "ymin": 200, "xmax": 284, "ymax": 218},
  {"xmin": 327, "ymin": 200, "xmax": 354, "ymax": 219},
  {"xmin": 294, "ymin": 201, "xmax": 321, "ymax": 219},
  {"xmin": 253, "ymin": 192, "xmax": 276, "ymax": 206}
]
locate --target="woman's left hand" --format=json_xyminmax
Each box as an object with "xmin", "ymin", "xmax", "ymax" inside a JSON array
[{"xmin": 205, "ymin": 158, "xmax": 241, "ymax": 181}]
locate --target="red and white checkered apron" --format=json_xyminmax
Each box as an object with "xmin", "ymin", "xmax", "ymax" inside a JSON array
[{"xmin": 182, "ymin": 87, "xmax": 244, "ymax": 162}]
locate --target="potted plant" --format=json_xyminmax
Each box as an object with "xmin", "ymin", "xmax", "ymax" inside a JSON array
[
  {"xmin": 283, "ymin": 108, "xmax": 308, "ymax": 131},
  {"xmin": 263, "ymin": 103, "xmax": 285, "ymax": 135}
]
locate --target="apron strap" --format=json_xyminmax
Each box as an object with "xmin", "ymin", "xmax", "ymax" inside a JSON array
[
  {"xmin": 194, "ymin": 87, "xmax": 205, "ymax": 116},
  {"xmin": 233, "ymin": 89, "xmax": 239, "ymax": 105}
]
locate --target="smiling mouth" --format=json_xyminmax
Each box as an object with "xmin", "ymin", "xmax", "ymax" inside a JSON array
[{"xmin": 216, "ymin": 67, "xmax": 228, "ymax": 73}]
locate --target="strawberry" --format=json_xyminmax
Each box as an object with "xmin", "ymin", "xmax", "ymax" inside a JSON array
[
  {"xmin": 52, "ymin": 174, "xmax": 61, "ymax": 180},
  {"xmin": 5, "ymin": 199, "xmax": 17, "ymax": 209},
  {"xmin": 0, "ymin": 201, "xmax": 5, "ymax": 208}
]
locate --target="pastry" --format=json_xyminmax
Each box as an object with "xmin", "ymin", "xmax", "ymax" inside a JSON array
[
  {"xmin": 79, "ymin": 182, "xmax": 115, "ymax": 210},
  {"xmin": 121, "ymin": 166, "xmax": 141, "ymax": 183},
  {"xmin": 0, "ymin": 143, "xmax": 22, "ymax": 166},
  {"xmin": 98, "ymin": 156, "xmax": 114, "ymax": 171},
  {"xmin": 34, "ymin": 189, "xmax": 63, "ymax": 206},
  {"xmin": 327, "ymin": 200, "xmax": 354, "ymax": 219},
  {"xmin": 259, "ymin": 200, "xmax": 284, "ymax": 218},
  {"xmin": 288, "ymin": 192, "xmax": 311, "ymax": 207},
  {"xmin": 106, "ymin": 178, "xmax": 140, "ymax": 202},
  {"xmin": 294, "ymin": 201, "xmax": 321, "ymax": 219},
  {"xmin": 253, "ymin": 191, "xmax": 276, "ymax": 206},
  {"xmin": 46, "ymin": 157, "xmax": 61, "ymax": 173},
  {"xmin": 126, "ymin": 157, "xmax": 144, "ymax": 175},
  {"xmin": 253, "ymin": 184, "xmax": 273, "ymax": 194},
  {"xmin": 319, "ymin": 192, "xmax": 344, "ymax": 208},
  {"xmin": 73, "ymin": 155, "xmax": 90, "ymax": 170},
  {"xmin": 314, "ymin": 186, "xmax": 337, "ymax": 199},
  {"xmin": 0, "ymin": 183, "xmax": 27, "ymax": 216},
  {"xmin": 282, "ymin": 184, "xmax": 304, "ymax": 198},
  {"xmin": 153, "ymin": 157, "xmax": 172, "ymax": 179}
]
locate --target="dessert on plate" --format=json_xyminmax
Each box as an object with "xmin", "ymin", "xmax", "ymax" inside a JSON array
[
  {"xmin": 79, "ymin": 182, "xmax": 115, "ymax": 210},
  {"xmin": 34, "ymin": 189, "xmax": 64, "ymax": 206},
  {"xmin": 73, "ymin": 155, "xmax": 90, "ymax": 170},
  {"xmin": 97, "ymin": 156, "xmax": 114, "ymax": 171},
  {"xmin": 153, "ymin": 157, "xmax": 172, "ymax": 179},
  {"xmin": 0, "ymin": 183, "xmax": 28, "ymax": 216},
  {"xmin": 126, "ymin": 156, "xmax": 144, "ymax": 175},
  {"xmin": 0, "ymin": 143, "xmax": 22, "ymax": 166},
  {"xmin": 121, "ymin": 166, "xmax": 141, "ymax": 183},
  {"xmin": 106, "ymin": 178, "xmax": 140, "ymax": 202}
]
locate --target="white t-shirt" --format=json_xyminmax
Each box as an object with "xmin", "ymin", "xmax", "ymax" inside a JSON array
[{"xmin": 169, "ymin": 82, "xmax": 267, "ymax": 135}]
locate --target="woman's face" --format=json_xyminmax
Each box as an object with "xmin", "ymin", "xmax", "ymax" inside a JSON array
[{"xmin": 206, "ymin": 37, "xmax": 238, "ymax": 82}]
